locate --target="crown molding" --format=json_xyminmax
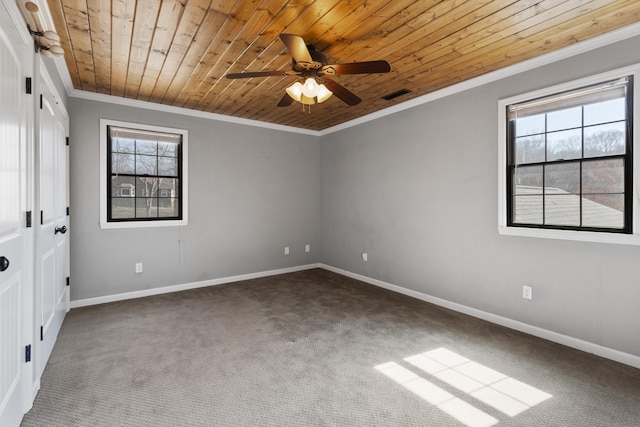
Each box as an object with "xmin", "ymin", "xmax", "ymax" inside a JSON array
[
  {"xmin": 65, "ymin": 20, "xmax": 640, "ymax": 137},
  {"xmin": 69, "ymin": 89, "xmax": 322, "ymax": 136}
]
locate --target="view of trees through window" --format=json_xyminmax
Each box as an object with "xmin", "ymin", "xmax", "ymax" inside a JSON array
[
  {"xmin": 508, "ymin": 79, "xmax": 631, "ymax": 231},
  {"xmin": 108, "ymin": 126, "xmax": 182, "ymax": 221}
]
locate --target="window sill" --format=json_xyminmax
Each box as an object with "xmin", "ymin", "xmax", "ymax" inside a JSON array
[
  {"xmin": 498, "ymin": 226, "xmax": 640, "ymax": 245},
  {"xmin": 99, "ymin": 219, "xmax": 187, "ymax": 230}
]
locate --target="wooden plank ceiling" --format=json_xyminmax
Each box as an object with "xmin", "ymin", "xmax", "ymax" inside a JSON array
[{"xmin": 44, "ymin": 0, "xmax": 640, "ymax": 131}]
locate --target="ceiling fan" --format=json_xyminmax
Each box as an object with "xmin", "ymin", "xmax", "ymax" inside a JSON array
[{"xmin": 226, "ymin": 34, "xmax": 391, "ymax": 108}]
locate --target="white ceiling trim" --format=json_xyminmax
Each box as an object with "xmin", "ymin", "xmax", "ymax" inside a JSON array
[
  {"xmin": 63, "ymin": 20, "xmax": 640, "ymax": 136},
  {"xmin": 70, "ymin": 89, "xmax": 322, "ymax": 136}
]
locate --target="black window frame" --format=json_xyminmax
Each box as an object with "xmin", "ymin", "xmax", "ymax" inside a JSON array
[
  {"xmin": 506, "ymin": 76, "xmax": 634, "ymax": 234},
  {"xmin": 106, "ymin": 125, "xmax": 184, "ymax": 223}
]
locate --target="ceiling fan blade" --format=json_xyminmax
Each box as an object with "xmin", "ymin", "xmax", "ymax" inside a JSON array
[
  {"xmin": 321, "ymin": 60, "xmax": 391, "ymax": 76},
  {"xmin": 226, "ymin": 70, "xmax": 289, "ymax": 79},
  {"xmin": 323, "ymin": 78, "xmax": 361, "ymax": 106},
  {"xmin": 279, "ymin": 34, "xmax": 313, "ymax": 64},
  {"xmin": 277, "ymin": 93, "xmax": 294, "ymax": 107}
]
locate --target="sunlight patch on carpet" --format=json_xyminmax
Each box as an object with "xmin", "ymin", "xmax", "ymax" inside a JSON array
[{"xmin": 375, "ymin": 348, "xmax": 552, "ymax": 426}]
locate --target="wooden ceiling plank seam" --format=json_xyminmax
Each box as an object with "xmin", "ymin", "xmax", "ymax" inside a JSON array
[
  {"xmin": 147, "ymin": 0, "xmax": 217, "ymax": 103},
  {"xmin": 160, "ymin": 0, "xmax": 244, "ymax": 106},
  {"xmin": 47, "ymin": 0, "xmax": 82, "ymax": 88},
  {"xmin": 137, "ymin": 0, "xmax": 187, "ymax": 101},
  {"xmin": 87, "ymin": 0, "xmax": 112, "ymax": 94},
  {"xmin": 367, "ymin": 0, "xmax": 516, "ymax": 64},
  {"xmin": 310, "ymin": 0, "xmax": 537, "ymax": 84},
  {"xmin": 456, "ymin": 0, "xmax": 588, "ymax": 56},
  {"xmin": 319, "ymin": 0, "xmax": 445, "ymax": 62},
  {"xmin": 226, "ymin": 0, "xmax": 316, "ymax": 70},
  {"xmin": 308, "ymin": 0, "xmax": 403, "ymax": 53},
  {"xmin": 401, "ymin": 0, "xmax": 623, "ymax": 85},
  {"xmin": 204, "ymin": 2, "xmax": 327, "ymax": 112},
  {"xmin": 418, "ymin": 0, "xmax": 640, "ymax": 85},
  {"xmin": 174, "ymin": 0, "xmax": 290, "ymax": 109},
  {"xmin": 307, "ymin": 0, "xmax": 511, "ymax": 99},
  {"xmin": 327, "ymin": 0, "xmax": 496, "ymax": 68},
  {"xmin": 488, "ymin": 2, "xmax": 640, "ymax": 69},
  {"xmin": 347, "ymin": 0, "xmax": 584, "ymax": 92},
  {"xmin": 403, "ymin": 1, "xmax": 640, "ymax": 103},
  {"xmin": 410, "ymin": 0, "xmax": 569, "ymax": 60},
  {"xmin": 110, "ymin": 0, "xmax": 136, "ymax": 97},
  {"xmin": 211, "ymin": 2, "xmax": 327, "ymax": 115},
  {"xmin": 321, "ymin": 0, "xmax": 415, "ymax": 46},
  {"xmin": 125, "ymin": 0, "xmax": 163, "ymax": 99},
  {"xmin": 165, "ymin": 3, "xmax": 249, "ymax": 108},
  {"xmin": 200, "ymin": 0, "xmax": 348, "ymax": 113},
  {"xmin": 60, "ymin": 0, "xmax": 97, "ymax": 92}
]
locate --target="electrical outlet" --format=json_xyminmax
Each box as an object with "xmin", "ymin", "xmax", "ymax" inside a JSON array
[
  {"xmin": 284, "ymin": 246, "xmax": 290, "ymax": 255},
  {"xmin": 522, "ymin": 285, "xmax": 532, "ymax": 300},
  {"xmin": 135, "ymin": 263, "xmax": 143, "ymax": 274},
  {"xmin": 305, "ymin": 244, "xmax": 310, "ymax": 253},
  {"xmin": 362, "ymin": 252, "xmax": 368, "ymax": 262}
]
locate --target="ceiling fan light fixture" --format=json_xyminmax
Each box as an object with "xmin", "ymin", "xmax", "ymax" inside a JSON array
[
  {"xmin": 285, "ymin": 81, "xmax": 303, "ymax": 102},
  {"xmin": 316, "ymin": 84, "xmax": 332, "ymax": 103},
  {"xmin": 300, "ymin": 94, "xmax": 315, "ymax": 105},
  {"xmin": 301, "ymin": 77, "xmax": 320, "ymax": 98}
]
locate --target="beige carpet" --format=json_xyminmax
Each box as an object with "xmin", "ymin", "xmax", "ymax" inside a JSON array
[{"xmin": 21, "ymin": 269, "xmax": 640, "ymax": 426}]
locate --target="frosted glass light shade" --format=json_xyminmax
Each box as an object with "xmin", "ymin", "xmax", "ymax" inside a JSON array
[
  {"xmin": 302, "ymin": 78, "xmax": 320, "ymax": 98},
  {"xmin": 316, "ymin": 84, "xmax": 332, "ymax": 103},
  {"xmin": 285, "ymin": 82, "xmax": 303, "ymax": 101}
]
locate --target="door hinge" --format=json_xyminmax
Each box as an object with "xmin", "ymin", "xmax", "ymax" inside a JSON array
[
  {"xmin": 40, "ymin": 210, "xmax": 43, "ymax": 225},
  {"xmin": 26, "ymin": 77, "xmax": 32, "ymax": 94},
  {"xmin": 66, "ymin": 136, "xmax": 69, "ymax": 146},
  {"xmin": 25, "ymin": 345, "xmax": 31, "ymax": 363},
  {"xmin": 40, "ymin": 326, "xmax": 43, "ymax": 341},
  {"xmin": 66, "ymin": 276, "xmax": 70, "ymax": 287},
  {"xmin": 39, "ymin": 94, "xmax": 43, "ymax": 109},
  {"xmin": 26, "ymin": 211, "xmax": 32, "ymax": 228}
]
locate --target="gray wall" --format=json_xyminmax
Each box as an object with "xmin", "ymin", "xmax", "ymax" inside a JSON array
[
  {"xmin": 319, "ymin": 36, "xmax": 640, "ymax": 358},
  {"xmin": 69, "ymin": 98, "xmax": 320, "ymax": 300}
]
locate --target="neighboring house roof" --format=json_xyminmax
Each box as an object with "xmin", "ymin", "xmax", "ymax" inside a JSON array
[{"xmin": 515, "ymin": 186, "xmax": 623, "ymax": 228}]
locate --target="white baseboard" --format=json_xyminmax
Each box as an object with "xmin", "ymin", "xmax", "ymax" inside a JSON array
[
  {"xmin": 320, "ymin": 264, "xmax": 640, "ymax": 370},
  {"xmin": 70, "ymin": 262, "xmax": 640, "ymax": 369},
  {"xmin": 70, "ymin": 264, "xmax": 321, "ymax": 309}
]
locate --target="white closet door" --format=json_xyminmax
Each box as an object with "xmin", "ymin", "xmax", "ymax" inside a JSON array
[
  {"xmin": 0, "ymin": 2, "xmax": 29, "ymax": 425},
  {"xmin": 36, "ymin": 65, "xmax": 69, "ymax": 378}
]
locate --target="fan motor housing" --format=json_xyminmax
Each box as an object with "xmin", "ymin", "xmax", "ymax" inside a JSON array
[{"xmin": 292, "ymin": 44, "xmax": 328, "ymax": 72}]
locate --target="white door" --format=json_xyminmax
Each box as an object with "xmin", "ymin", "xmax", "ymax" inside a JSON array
[
  {"xmin": 36, "ymin": 64, "xmax": 69, "ymax": 377},
  {"xmin": 0, "ymin": 2, "xmax": 29, "ymax": 426}
]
